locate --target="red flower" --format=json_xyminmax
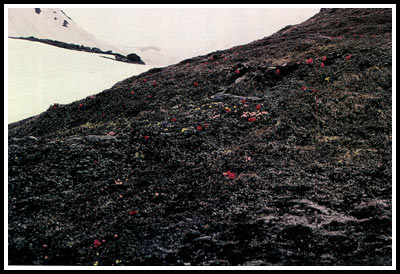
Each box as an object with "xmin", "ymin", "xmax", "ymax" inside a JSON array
[
  {"xmin": 320, "ymin": 62, "xmax": 325, "ymax": 68},
  {"xmin": 209, "ymin": 56, "xmax": 214, "ymax": 61},
  {"xmin": 129, "ymin": 210, "xmax": 138, "ymax": 216},
  {"xmin": 306, "ymin": 58, "xmax": 313, "ymax": 64},
  {"xmin": 256, "ymin": 104, "xmax": 261, "ymax": 110},
  {"xmin": 144, "ymin": 136, "xmax": 150, "ymax": 140},
  {"xmin": 248, "ymin": 117, "xmax": 256, "ymax": 122},
  {"xmin": 203, "ymin": 123, "xmax": 209, "ymax": 128},
  {"xmin": 301, "ymin": 86, "xmax": 307, "ymax": 91},
  {"xmin": 148, "ymin": 94, "xmax": 152, "ymax": 98},
  {"xmin": 276, "ymin": 68, "xmax": 280, "ymax": 76},
  {"xmin": 242, "ymin": 99, "xmax": 246, "ymax": 104},
  {"xmin": 130, "ymin": 90, "xmax": 135, "ymax": 95},
  {"xmin": 53, "ymin": 104, "xmax": 57, "ymax": 110},
  {"xmin": 79, "ymin": 103, "xmax": 83, "ymax": 108},
  {"xmin": 223, "ymin": 170, "xmax": 236, "ymax": 179},
  {"xmin": 345, "ymin": 54, "xmax": 352, "ymax": 60},
  {"xmin": 321, "ymin": 56, "xmax": 327, "ymax": 61},
  {"xmin": 114, "ymin": 234, "xmax": 118, "ymax": 238},
  {"xmin": 235, "ymin": 69, "xmax": 240, "ymax": 75},
  {"xmin": 197, "ymin": 125, "xmax": 203, "ymax": 131},
  {"xmin": 153, "ymin": 81, "xmax": 157, "ymax": 87},
  {"xmin": 93, "ymin": 239, "xmax": 102, "ymax": 248},
  {"xmin": 193, "ymin": 82, "xmax": 199, "ymax": 87},
  {"xmin": 143, "ymin": 78, "xmax": 147, "ymax": 82},
  {"xmin": 171, "ymin": 118, "xmax": 177, "ymax": 122},
  {"xmin": 42, "ymin": 244, "xmax": 48, "ymax": 248}
]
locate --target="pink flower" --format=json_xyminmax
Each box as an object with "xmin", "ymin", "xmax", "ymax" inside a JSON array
[
  {"xmin": 153, "ymin": 81, "xmax": 157, "ymax": 87},
  {"xmin": 235, "ymin": 69, "xmax": 240, "ymax": 75},
  {"xmin": 242, "ymin": 99, "xmax": 246, "ymax": 104},
  {"xmin": 144, "ymin": 136, "xmax": 150, "ymax": 140},
  {"xmin": 320, "ymin": 62, "xmax": 325, "ymax": 68},
  {"xmin": 306, "ymin": 58, "xmax": 313, "ymax": 64},
  {"xmin": 345, "ymin": 54, "xmax": 352, "ymax": 60},
  {"xmin": 276, "ymin": 68, "xmax": 280, "ymax": 76},
  {"xmin": 130, "ymin": 90, "xmax": 135, "ymax": 95},
  {"xmin": 256, "ymin": 104, "xmax": 261, "ymax": 110},
  {"xmin": 114, "ymin": 234, "xmax": 118, "ymax": 238},
  {"xmin": 248, "ymin": 117, "xmax": 256, "ymax": 122},
  {"xmin": 321, "ymin": 56, "xmax": 327, "ymax": 61},
  {"xmin": 197, "ymin": 125, "xmax": 203, "ymax": 131},
  {"xmin": 42, "ymin": 244, "xmax": 48, "ymax": 248},
  {"xmin": 171, "ymin": 118, "xmax": 177, "ymax": 122},
  {"xmin": 209, "ymin": 56, "xmax": 214, "ymax": 61},
  {"xmin": 301, "ymin": 86, "xmax": 307, "ymax": 91},
  {"xmin": 193, "ymin": 82, "xmax": 199, "ymax": 87},
  {"xmin": 93, "ymin": 239, "xmax": 102, "ymax": 248},
  {"xmin": 143, "ymin": 78, "xmax": 147, "ymax": 82},
  {"xmin": 79, "ymin": 103, "xmax": 83, "ymax": 108},
  {"xmin": 228, "ymin": 172, "xmax": 236, "ymax": 179}
]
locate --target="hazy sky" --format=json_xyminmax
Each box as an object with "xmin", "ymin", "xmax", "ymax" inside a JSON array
[{"xmin": 62, "ymin": 6, "xmax": 320, "ymax": 64}]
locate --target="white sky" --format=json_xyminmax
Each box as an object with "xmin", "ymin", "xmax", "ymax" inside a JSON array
[{"xmin": 61, "ymin": 6, "xmax": 320, "ymax": 64}]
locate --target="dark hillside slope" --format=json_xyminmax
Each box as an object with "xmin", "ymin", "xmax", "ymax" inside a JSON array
[{"xmin": 8, "ymin": 8, "xmax": 392, "ymax": 266}]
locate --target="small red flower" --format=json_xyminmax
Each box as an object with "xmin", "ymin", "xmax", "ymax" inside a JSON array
[
  {"xmin": 209, "ymin": 56, "xmax": 214, "ymax": 61},
  {"xmin": 148, "ymin": 94, "xmax": 152, "ymax": 98},
  {"xmin": 235, "ymin": 69, "xmax": 240, "ymax": 75},
  {"xmin": 143, "ymin": 78, "xmax": 147, "ymax": 82},
  {"xmin": 53, "ymin": 104, "xmax": 57, "ymax": 110},
  {"xmin": 130, "ymin": 90, "xmax": 135, "ymax": 95},
  {"xmin": 345, "ymin": 54, "xmax": 352, "ymax": 60},
  {"xmin": 129, "ymin": 210, "xmax": 138, "ymax": 216},
  {"xmin": 306, "ymin": 58, "xmax": 313, "ymax": 64},
  {"xmin": 102, "ymin": 239, "xmax": 106, "ymax": 243},
  {"xmin": 193, "ymin": 82, "xmax": 199, "ymax": 87},
  {"xmin": 42, "ymin": 244, "xmax": 48, "ymax": 248},
  {"xmin": 114, "ymin": 234, "xmax": 118, "ymax": 238},
  {"xmin": 301, "ymin": 86, "xmax": 307, "ymax": 91},
  {"xmin": 203, "ymin": 123, "xmax": 209, "ymax": 128},
  {"xmin": 102, "ymin": 112, "xmax": 105, "ymax": 117},
  {"xmin": 248, "ymin": 117, "xmax": 256, "ymax": 122},
  {"xmin": 197, "ymin": 125, "xmax": 203, "ymax": 131},
  {"xmin": 171, "ymin": 118, "xmax": 177, "ymax": 122},
  {"xmin": 79, "ymin": 103, "xmax": 83, "ymax": 108},
  {"xmin": 93, "ymin": 239, "xmax": 102, "ymax": 248},
  {"xmin": 144, "ymin": 136, "xmax": 150, "ymax": 140},
  {"xmin": 276, "ymin": 68, "xmax": 280, "ymax": 76},
  {"xmin": 228, "ymin": 172, "xmax": 236, "ymax": 179},
  {"xmin": 242, "ymin": 99, "xmax": 246, "ymax": 104},
  {"xmin": 321, "ymin": 56, "xmax": 327, "ymax": 61},
  {"xmin": 153, "ymin": 81, "xmax": 157, "ymax": 87},
  {"xmin": 320, "ymin": 62, "xmax": 325, "ymax": 68},
  {"xmin": 256, "ymin": 104, "xmax": 261, "ymax": 110}
]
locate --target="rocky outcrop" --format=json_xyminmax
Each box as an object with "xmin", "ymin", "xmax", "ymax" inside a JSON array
[{"xmin": 8, "ymin": 36, "xmax": 145, "ymax": 65}]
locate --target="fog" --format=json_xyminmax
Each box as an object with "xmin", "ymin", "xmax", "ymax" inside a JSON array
[{"xmin": 63, "ymin": 8, "xmax": 320, "ymax": 66}]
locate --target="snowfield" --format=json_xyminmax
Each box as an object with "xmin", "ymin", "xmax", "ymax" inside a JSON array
[{"xmin": 7, "ymin": 38, "xmax": 156, "ymax": 124}]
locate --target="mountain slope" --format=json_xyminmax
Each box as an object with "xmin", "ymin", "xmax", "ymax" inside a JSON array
[
  {"xmin": 8, "ymin": 8, "xmax": 392, "ymax": 266},
  {"xmin": 8, "ymin": 8, "xmax": 144, "ymax": 64}
]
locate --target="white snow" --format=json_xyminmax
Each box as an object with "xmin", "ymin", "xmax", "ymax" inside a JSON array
[
  {"xmin": 8, "ymin": 8, "xmax": 127, "ymax": 55},
  {"xmin": 7, "ymin": 38, "xmax": 156, "ymax": 124}
]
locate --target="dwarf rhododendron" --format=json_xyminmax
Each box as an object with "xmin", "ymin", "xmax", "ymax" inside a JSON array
[
  {"xmin": 306, "ymin": 58, "xmax": 313, "ymax": 64},
  {"xmin": 256, "ymin": 104, "xmax": 261, "ymax": 110},
  {"xmin": 223, "ymin": 170, "xmax": 236, "ymax": 179},
  {"xmin": 171, "ymin": 118, "xmax": 177, "ymax": 122},
  {"xmin": 276, "ymin": 68, "xmax": 281, "ymax": 76},
  {"xmin": 130, "ymin": 90, "xmax": 135, "ymax": 95},
  {"xmin": 143, "ymin": 78, "xmax": 147, "ymax": 82},
  {"xmin": 345, "ymin": 55, "xmax": 352, "ymax": 60},
  {"xmin": 129, "ymin": 210, "xmax": 138, "ymax": 216},
  {"xmin": 197, "ymin": 125, "xmax": 203, "ymax": 131},
  {"xmin": 93, "ymin": 239, "xmax": 102, "ymax": 248},
  {"xmin": 144, "ymin": 136, "xmax": 150, "ymax": 140},
  {"xmin": 235, "ymin": 69, "xmax": 240, "ymax": 75},
  {"xmin": 193, "ymin": 82, "xmax": 199, "ymax": 87},
  {"xmin": 320, "ymin": 62, "xmax": 325, "ymax": 68},
  {"xmin": 301, "ymin": 86, "xmax": 307, "ymax": 91},
  {"xmin": 79, "ymin": 103, "xmax": 83, "ymax": 108},
  {"xmin": 248, "ymin": 117, "xmax": 257, "ymax": 122}
]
